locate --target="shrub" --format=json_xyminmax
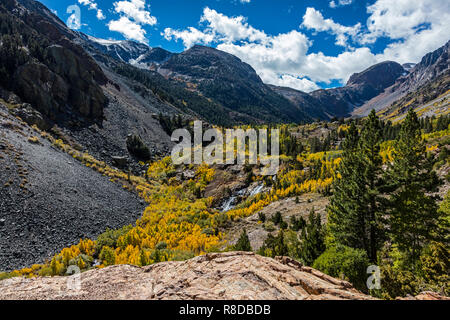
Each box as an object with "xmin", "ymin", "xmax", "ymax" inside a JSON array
[
  {"xmin": 126, "ymin": 134, "xmax": 151, "ymax": 161},
  {"xmin": 0, "ymin": 272, "xmax": 14, "ymax": 280},
  {"xmin": 258, "ymin": 212, "xmax": 266, "ymax": 223},
  {"xmin": 214, "ymin": 213, "xmax": 229, "ymax": 228},
  {"xmin": 271, "ymin": 211, "xmax": 282, "ymax": 225},
  {"xmin": 264, "ymin": 221, "xmax": 275, "ymax": 232},
  {"xmin": 27, "ymin": 136, "xmax": 40, "ymax": 144},
  {"xmin": 418, "ymin": 241, "xmax": 449, "ymax": 295},
  {"xmin": 290, "ymin": 215, "xmax": 306, "ymax": 232},
  {"xmin": 171, "ymin": 250, "xmax": 196, "ymax": 261},
  {"xmin": 378, "ymin": 264, "xmax": 419, "ymax": 299},
  {"xmin": 99, "ymin": 246, "xmax": 116, "ymax": 266},
  {"xmin": 38, "ymin": 267, "xmax": 53, "ymax": 277},
  {"xmin": 313, "ymin": 245, "xmax": 370, "ymax": 292},
  {"xmin": 95, "ymin": 225, "xmax": 133, "ymax": 254}
]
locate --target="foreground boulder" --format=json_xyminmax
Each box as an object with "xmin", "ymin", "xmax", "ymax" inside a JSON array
[
  {"xmin": 398, "ymin": 292, "xmax": 449, "ymax": 300},
  {"xmin": 0, "ymin": 252, "xmax": 375, "ymax": 300}
]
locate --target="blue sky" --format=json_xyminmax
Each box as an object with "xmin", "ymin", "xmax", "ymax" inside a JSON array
[{"xmin": 38, "ymin": 0, "xmax": 450, "ymax": 92}]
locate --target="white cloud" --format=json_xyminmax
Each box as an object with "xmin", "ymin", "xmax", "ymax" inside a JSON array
[
  {"xmin": 240, "ymin": 0, "xmax": 251, "ymax": 3},
  {"xmin": 164, "ymin": 26, "xmax": 215, "ymax": 48},
  {"xmin": 163, "ymin": 8, "xmax": 269, "ymax": 48},
  {"xmin": 113, "ymin": 0, "xmax": 157, "ymax": 25},
  {"xmin": 329, "ymin": 0, "xmax": 353, "ymax": 8},
  {"xmin": 96, "ymin": 10, "xmax": 105, "ymax": 20},
  {"xmin": 201, "ymin": 8, "xmax": 267, "ymax": 43},
  {"xmin": 301, "ymin": 7, "xmax": 361, "ymax": 47},
  {"xmin": 361, "ymin": 0, "xmax": 450, "ymax": 63},
  {"xmin": 163, "ymin": 2, "xmax": 450, "ymax": 92},
  {"xmin": 277, "ymin": 75, "xmax": 320, "ymax": 92},
  {"xmin": 108, "ymin": 16, "xmax": 148, "ymax": 43},
  {"xmin": 78, "ymin": 0, "xmax": 105, "ymax": 20},
  {"xmin": 108, "ymin": 0, "xmax": 157, "ymax": 43},
  {"xmin": 217, "ymin": 30, "xmax": 316, "ymax": 90}
]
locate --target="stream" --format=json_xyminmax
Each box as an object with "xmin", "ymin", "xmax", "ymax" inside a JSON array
[{"xmin": 220, "ymin": 182, "xmax": 266, "ymax": 212}]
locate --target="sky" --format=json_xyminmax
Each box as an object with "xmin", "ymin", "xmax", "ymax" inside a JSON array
[{"xmin": 38, "ymin": 0, "xmax": 450, "ymax": 92}]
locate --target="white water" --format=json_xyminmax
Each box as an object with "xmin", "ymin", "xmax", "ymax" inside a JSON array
[
  {"xmin": 249, "ymin": 183, "xmax": 264, "ymax": 197},
  {"xmin": 220, "ymin": 183, "xmax": 264, "ymax": 212},
  {"xmin": 221, "ymin": 196, "xmax": 237, "ymax": 212}
]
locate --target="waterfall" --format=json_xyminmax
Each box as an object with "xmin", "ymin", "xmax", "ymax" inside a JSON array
[
  {"xmin": 221, "ymin": 196, "xmax": 237, "ymax": 212},
  {"xmin": 220, "ymin": 183, "xmax": 265, "ymax": 212},
  {"xmin": 249, "ymin": 183, "xmax": 264, "ymax": 197}
]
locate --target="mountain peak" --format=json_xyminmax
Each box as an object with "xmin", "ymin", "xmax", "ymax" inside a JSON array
[
  {"xmin": 346, "ymin": 61, "xmax": 405, "ymax": 88},
  {"xmin": 80, "ymin": 33, "xmax": 150, "ymax": 64},
  {"xmin": 354, "ymin": 39, "xmax": 450, "ymax": 116},
  {"xmin": 163, "ymin": 44, "xmax": 259, "ymax": 82},
  {"xmin": 418, "ymin": 40, "xmax": 449, "ymax": 69},
  {"xmin": 183, "ymin": 44, "xmax": 242, "ymax": 61}
]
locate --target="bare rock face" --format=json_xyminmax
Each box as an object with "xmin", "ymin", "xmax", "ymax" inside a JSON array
[
  {"xmin": 7, "ymin": 0, "xmax": 108, "ymax": 123},
  {"xmin": 398, "ymin": 292, "xmax": 450, "ymax": 301},
  {"xmin": 0, "ymin": 252, "xmax": 375, "ymax": 300},
  {"xmin": 13, "ymin": 44, "xmax": 107, "ymax": 121}
]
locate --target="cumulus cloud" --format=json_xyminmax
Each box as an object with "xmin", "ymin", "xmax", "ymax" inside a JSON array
[
  {"xmin": 164, "ymin": 8, "xmax": 267, "ymax": 45},
  {"xmin": 361, "ymin": 0, "xmax": 450, "ymax": 63},
  {"xmin": 108, "ymin": 0, "xmax": 157, "ymax": 43},
  {"xmin": 108, "ymin": 17, "xmax": 148, "ymax": 43},
  {"xmin": 301, "ymin": 7, "xmax": 361, "ymax": 47},
  {"xmin": 276, "ymin": 75, "xmax": 320, "ymax": 92},
  {"xmin": 113, "ymin": 0, "xmax": 157, "ymax": 25},
  {"xmin": 164, "ymin": 27, "xmax": 215, "ymax": 48},
  {"xmin": 78, "ymin": 0, "xmax": 105, "ymax": 20},
  {"xmin": 163, "ymin": 1, "xmax": 450, "ymax": 92}
]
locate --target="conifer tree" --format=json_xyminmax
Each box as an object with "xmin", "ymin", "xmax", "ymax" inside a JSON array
[
  {"xmin": 258, "ymin": 230, "xmax": 288, "ymax": 258},
  {"xmin": 359, "ymin": 110, "xmax": 387, "ymax": 262},
  {"xmin": 386, "ymin": 109, "xmax": 442, "ymax": 267},
  {"xmin": 234, "ymin": 229, "xmax": 252, "ymax": 252},
  {"xmin": 328, "ymin": 122, "xmax": 365, "ymax": 251},
  {"xmin": 328, "ymin": 111, "xmax": 386, "ymax": 262},
  {"xmin": 299, "ymin": 209, "xmax": 325, "ymax": 266}
]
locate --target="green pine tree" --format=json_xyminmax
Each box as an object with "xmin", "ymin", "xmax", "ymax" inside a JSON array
[
  {"xmin": 258, "ymin": 230, "xmax": 288, "ymax": 258},
  {"xmin": 234, "ymin": 229, "xmax": 252, "ymax": 252},
  {"xmin": 299, "ymin": 208, "xmax": 325, "ymax": 266},
  {"xmin": 328, "ymin": 111, "xmax": 386, "ymax": 262},
  {"xmin": 386, "ymin": 109, "xmax": 443, "ymax": 268}
]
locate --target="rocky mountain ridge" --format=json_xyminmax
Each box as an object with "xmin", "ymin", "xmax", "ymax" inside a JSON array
[
  {"xmin": 74, "ymin": 22, "xmax": 449, "ymax": 122},
  {"xmin": 354, "ymin": 40, "xmax": 450, "ymax": 117},
  {"xmin": 159, "ymin": 45, "xmax": 311, "ymax": 123},
  {"xmin": 80, "ymin": 33, "xmax": 174, "ymax": 68},
  {"xmin": 271, "ymin": 61, "xmax": 407, "ymax": 119}
]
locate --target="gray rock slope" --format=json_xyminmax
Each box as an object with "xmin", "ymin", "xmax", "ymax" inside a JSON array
[{"xmin": 0, "ymin": 103, "xmax": 146, "ymax": 271}]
